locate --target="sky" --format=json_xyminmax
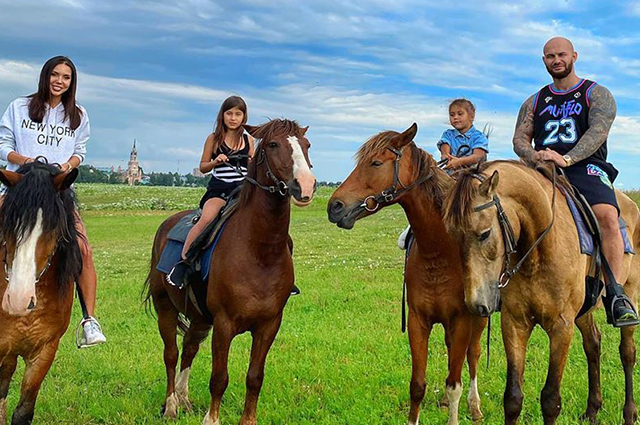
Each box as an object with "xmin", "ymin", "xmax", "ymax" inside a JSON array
[{"xmin": 1, "ymin": 0, "xmax": 639, "ymax": 187}]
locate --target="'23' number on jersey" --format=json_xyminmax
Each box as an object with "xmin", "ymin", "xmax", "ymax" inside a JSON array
[{"xmin": 543, "ymin": 118, "xmax": 577, "ymax": 145}]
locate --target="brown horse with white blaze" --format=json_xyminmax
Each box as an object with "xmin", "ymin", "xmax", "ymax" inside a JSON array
[
  {"xmin": 144, "ymin": 119, "xmax": 315, "ymax": 425},
  {"xmin": 443, "ymin": 160, "xmax": 640, "ymax": 424},
  {"xmin": 327, "ymin": 124, "xmax": 487, "ymax": 425},
  {"xmin": 0, "ymin": 162, "xmax": 82, "ymax": 425}
]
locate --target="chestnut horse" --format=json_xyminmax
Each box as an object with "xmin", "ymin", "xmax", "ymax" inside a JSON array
[
  {"xmin": 0, "ymin": 162, "xmax": 82, "ymax": 425},
  {"xmin": 144, "ymin": 119, "xmax": 316, "ymax": 425},
  {"xmin": 327, "ymin": 124, "xmax": 487, "ymax": 425},
  {"xmin": 443, "ymin": 161, "xmax": 640, "ymax": 424}
]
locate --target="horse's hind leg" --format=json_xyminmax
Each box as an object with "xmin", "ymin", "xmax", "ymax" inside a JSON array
[
  {"xmin": 466, "ymin": 317, "xmax": 486, "ymax": 422},
  {"xmin": 175, "ymin": 321, "xmax": 211, "ymax": 412},
  {"xmin": 443, "ymin": 317, "xmax": 472, "ymax": 425},
  {"xmin": 407, "ymin": 312, "xmax": 432, "ymax": 425},
  {"xmin": 153, "ymin": 288, "xmax": 180, "ymax": 420},
  {"xmin": 540, "ymin": 320, "xmax": 574, "ymax": 425},
  {"xmin": 239, "ymin": 314, "xmax": 283, "ymax": 425},
  {"xmin": 621, "ymin": 325, "xmax": 638, "ymax": 424},
  {"xmin": 12, "ymin": 342, "xmax": 59, "ymax": 425},
  {"xmin": 0, "ymin": 356, "xmax": 18, "ymax": 425},
  {"xmin": 575, "ymin": 312, "xmax": 602, "ymax": 423}
]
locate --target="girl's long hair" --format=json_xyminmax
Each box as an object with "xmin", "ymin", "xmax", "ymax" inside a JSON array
[
  {"xmin": 28, "ymin": 56, "xmax": 83, "ymax": 130},
  {"xmin": 211, "ymin": 96, "xmax": 248, "ymax": 153}
]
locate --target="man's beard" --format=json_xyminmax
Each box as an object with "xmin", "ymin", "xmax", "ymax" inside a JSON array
[{"xmin": 546, "ymin": 61, "xmax": 573, "ymax": 79}]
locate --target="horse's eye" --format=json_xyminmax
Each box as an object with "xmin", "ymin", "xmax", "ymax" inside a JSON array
[
  {"xmin": 268, "ymin": 142, "xmax": 278, "ymax": 148},
  {"xmin": 478, "ymin": 229, "xmax": 491, "ymax": 242},
  {"xmin": 371, "ymin": 160, "xmax": 383, "ymax": 167}
]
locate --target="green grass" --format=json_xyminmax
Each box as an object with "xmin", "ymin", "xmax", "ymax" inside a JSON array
[{"xmin": 4, "ymin": 184, "xmax": 639, "ymax": 424}]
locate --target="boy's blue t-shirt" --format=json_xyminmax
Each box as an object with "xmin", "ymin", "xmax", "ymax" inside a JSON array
[{"xmin": 436, "ymin": 125, "xmax": 489, "ymax": 157}]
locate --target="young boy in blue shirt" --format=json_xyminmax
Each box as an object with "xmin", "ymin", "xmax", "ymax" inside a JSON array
[{"xmin": 398, "ymin": 98, "xmax": 489, "ymax": 249}]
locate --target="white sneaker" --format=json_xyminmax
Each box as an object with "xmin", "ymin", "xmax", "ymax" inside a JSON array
[
  {"xmin": 398, "ymin": 225, "xmax": 411, "ymax": 250},
  {"xmin": 77, "ymin": 317, "xmax": 107, "ymax": 348}
]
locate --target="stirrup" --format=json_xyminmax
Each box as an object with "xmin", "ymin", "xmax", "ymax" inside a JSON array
[
  {"xmin": 167, "ymin": 260, "xmax": 191, "ymax": 289},
  {"xmin": 603, "ymin": 293, "xmax": 639, "ymax": 328}
]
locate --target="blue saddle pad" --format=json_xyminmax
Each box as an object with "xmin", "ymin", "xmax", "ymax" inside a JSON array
[
  {"xmin": 565, "ymin": 195, "xmax": 634, "ymax": 255},
  {"xmin": 156, "ymin": 221, "xmax": 228, "ymax": 281}
]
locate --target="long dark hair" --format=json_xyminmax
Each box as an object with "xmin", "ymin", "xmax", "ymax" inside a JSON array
[
  {"xmin": 211, "ymin": 96, "xmax": 248, "ymax": 153},
  {"xmin": 28, "ymin": 56, "xmax": 83, "ymax": 130}
]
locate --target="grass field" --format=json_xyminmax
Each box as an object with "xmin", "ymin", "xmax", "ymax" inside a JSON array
[{"xmin": 3, "ymin": 184, "xmax": 640, "ymax": 424}]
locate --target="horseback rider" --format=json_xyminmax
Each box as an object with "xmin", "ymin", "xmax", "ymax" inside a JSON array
[
  {"xmin": 512, "ymin": 36, "xmax": 638, "ymax": 327},
  {"xmin": 168, "ymin": 96, "xmax": 254, "ymax": 288},
  {"xmin": 0, "ymin": 56, "xmax": 107, "ymax": 346}
]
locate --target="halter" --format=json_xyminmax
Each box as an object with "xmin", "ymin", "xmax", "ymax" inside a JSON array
[
  {"xmin": 471, "ymin": 166, "xmax": 557, "ymax": 288},
  {"xmin": 361, "ymin": 146, "xmax": 434, "ymax": 212},
  {"xmin": 2, "ymin": 240, "xmax": 57, "ymax": 285}
]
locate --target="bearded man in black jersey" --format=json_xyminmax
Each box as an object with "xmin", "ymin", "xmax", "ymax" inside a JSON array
[{"xmin": 512, "ymin": 36, "xmax": 638, "ymax": 327}]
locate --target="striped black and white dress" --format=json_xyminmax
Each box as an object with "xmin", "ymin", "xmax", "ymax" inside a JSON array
[{"xmin": 199, "ymin": 134, "xmax": 250, "ymax": 208}]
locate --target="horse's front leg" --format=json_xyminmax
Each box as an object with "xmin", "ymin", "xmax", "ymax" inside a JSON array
[
  {"xmin": 575, "ymin": 312, "xmax": 602, "ymax": 423},
  {"xmin": 11, "ymin": 341, "xmax": 59, "ymax": 425},
  {"xmin": 203, "ymin": 320, "xmax": 235, "ymax": 425},
  {"xmin": 620, "ymin": 325, "xmax": 638, "ymax": 425},
  {"xmin": 443, "ymin": 316, "xmax": 472, "ymax": 425},
  {"xmin": 176, "ymin": 321, "xmax": 211, "ymax": 413},
  {"xmin": 0, "ymin": 355, "xmax": 18, "ymax": 425},
  {"xmin": 502, "ymin": 313, "xmax": 533, "ymax": 425},
  {"xmin": 407, "ymin": 311, "xmax": 432, "ymax": 425},
  {"xmin": 154, "ymin": 290, "xmax": 180, "ymax": 420},
  {"xmin": 540, "ymin": 319, "xmax": 574, "ymax": 425},
  {"xmin": 239, "ymin": 315, "xmax": 283, "ymax": 425},
  {"xmin": 466, "ymin": 317, "xmax": 486, "ymax": 422}
]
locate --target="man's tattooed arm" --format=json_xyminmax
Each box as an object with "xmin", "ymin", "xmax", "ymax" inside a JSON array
[
  {"xmin": 565, "ymin": 84, "xmax": 616, "ymax": 163},
  {"xmin": 512, "ymin": 94, "xmax": 537, "ymax": 164}
]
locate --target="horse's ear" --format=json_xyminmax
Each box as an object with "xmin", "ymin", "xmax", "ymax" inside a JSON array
[
  {"xmin": 0, "ymin": 170, "xmax": 22, "ymax": 187},
  {"xmin": 243, "ymin": 124, "xmax": 259, "ymax": 138},
  {"xmin": 53, "ymin": 168, "xmax": 78, "ymax": 191},
  {"xmin": 393, "ymin": 123, "xmax": 418, "ymax": 149},
  {"xmin": 479, "ymin": 170, "xmax": 499, "ymax": 197},
  {"xmin": 300, "ymin": 126, "xmax": 309, "ymax": 136}
]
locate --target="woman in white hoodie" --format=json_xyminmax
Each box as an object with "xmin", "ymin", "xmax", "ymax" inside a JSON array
[{"xmin": 0, "ymin": 56, "xmax": 106, "ymax": 348}]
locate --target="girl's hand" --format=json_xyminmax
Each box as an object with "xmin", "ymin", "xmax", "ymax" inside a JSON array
[
  {"xmin": 57, "ymin": 162, "xmax": 72, "ymax": 173},
  {"xmin": 213, "ymin": 154, "xmax": 229, "ymax": 165}
]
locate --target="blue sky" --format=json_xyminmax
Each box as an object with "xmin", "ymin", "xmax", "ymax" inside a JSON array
[{"xmin": 1, "ymin": 0, "xmax": 640, "ymax": 187}]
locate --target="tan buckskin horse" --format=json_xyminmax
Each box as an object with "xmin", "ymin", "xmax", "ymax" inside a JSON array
[
  {"xmin": 443, "ymin": 160, "xmax": 640, "ymax": 425},
  {"xmin": 144, "ymin": 119, "xmax": 316, "ymax": 425},
  {"xmin": 0, "ymin": 162, "xmax": 82, "ymax": 425},
  {"xmin": 327, "ymin": 124, "xmax": 487, "ymax": 425}
]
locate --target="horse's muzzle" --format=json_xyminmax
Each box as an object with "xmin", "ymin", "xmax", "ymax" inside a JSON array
[
  {"xmin": 2, "ymin": 291, "xmax": 37, "ymax": 316},
  {"xmin": 289, "ymin": 177, "xmax": 316, "ymax": 207},
  {"xmin": 327, "ymin": 199, "xmax": 363, "ymax": 229},
  {"xmin": 466, "ymin": 281, "xmax": 500, "ymax": 317}
]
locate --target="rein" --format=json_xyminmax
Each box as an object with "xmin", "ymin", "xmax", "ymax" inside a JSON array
[
  {"xmin": 472, "ymin": 165, "xmax": 558, "ymax": 288},
  {"xmin": 240, "ymin": 149, "xmax": 290, "ymax": 196},
  {"xmin": 361, "ymin": 147, "xmax": 434, "ymax": 212}
]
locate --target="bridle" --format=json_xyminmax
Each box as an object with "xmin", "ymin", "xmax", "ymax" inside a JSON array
[
  {"xmin": 471, "ymin": 166, "xmax": 557, "ymax": 288},
  {"xmin": 361, "ymin": 146, "xmax": 434, "ymax": 212},
  {"xmin": 2, "ymin": 240, "xmax": 57, "ymax": 285},
  {"xmin": 223, "ymin": 148, "xmax": 290, "ymax": 196}
]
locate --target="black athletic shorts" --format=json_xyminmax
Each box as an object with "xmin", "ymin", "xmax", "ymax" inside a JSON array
[
  {"xmin": 563, "ymin": 161, "xmax": 619, "ymax": 212},
  {"xmin": 199, "ymin": 179, "xmax": 242, "ymax": 209}
]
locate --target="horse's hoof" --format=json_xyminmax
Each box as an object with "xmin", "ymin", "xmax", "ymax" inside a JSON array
[
  {"xmin": 163, "ymin": 393, "xmax": 179, "ymax": 420},
  {"xmin": 578, "ymin": 412, "xmax": 599, "ymax": 424},
  {"xmin": 471, "ymin": 409, "xmax": 484, "ymax": 422},
  {"xmin": 439, "ymin": 391, "xmax": 450, "ymax": 408},
  {"xmin": 177, "ymin": 395, "xmax": 193, "ymax": 413},
  {"xmin": 202, "ymin": 410, "xmax": 220, "ymax": 425}
]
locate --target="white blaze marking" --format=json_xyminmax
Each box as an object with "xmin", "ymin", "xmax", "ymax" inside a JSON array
[
  {"xmin": 287, "ymin": 136, "xmax": 311, "ymax": 175},
  {"xmin": 446, "ymin": 383, "xmax": 463, "ymax": 425},
  {"xmin": 6, "ymin": 209, "xmax": 43, "ymax": 311}
]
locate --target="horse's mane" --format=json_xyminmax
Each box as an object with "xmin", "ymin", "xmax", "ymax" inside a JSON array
[
  {"xmin": 356, "ymin": 130, "xmax": 452, "ymax": 208},
  {"xmin": 0, "ymin": 161, "xmax": 82, "ymax": 292},
  {"xmin": 443, "ymin": 159, "xmax": 573, "ymax": 231},
  {"xmin": 237, "ymin": 119, "xmax": 304, "ymax": 208}
]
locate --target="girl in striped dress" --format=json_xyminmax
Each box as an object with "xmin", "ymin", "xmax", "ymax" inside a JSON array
[{"xmin": 183, "ymin": 96, "xmax": 254, "ymax": 258}]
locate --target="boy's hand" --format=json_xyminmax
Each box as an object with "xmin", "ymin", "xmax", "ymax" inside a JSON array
[{"xmin": 444, "ymin": 154, "xmax": 463, "ymax": 169}]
